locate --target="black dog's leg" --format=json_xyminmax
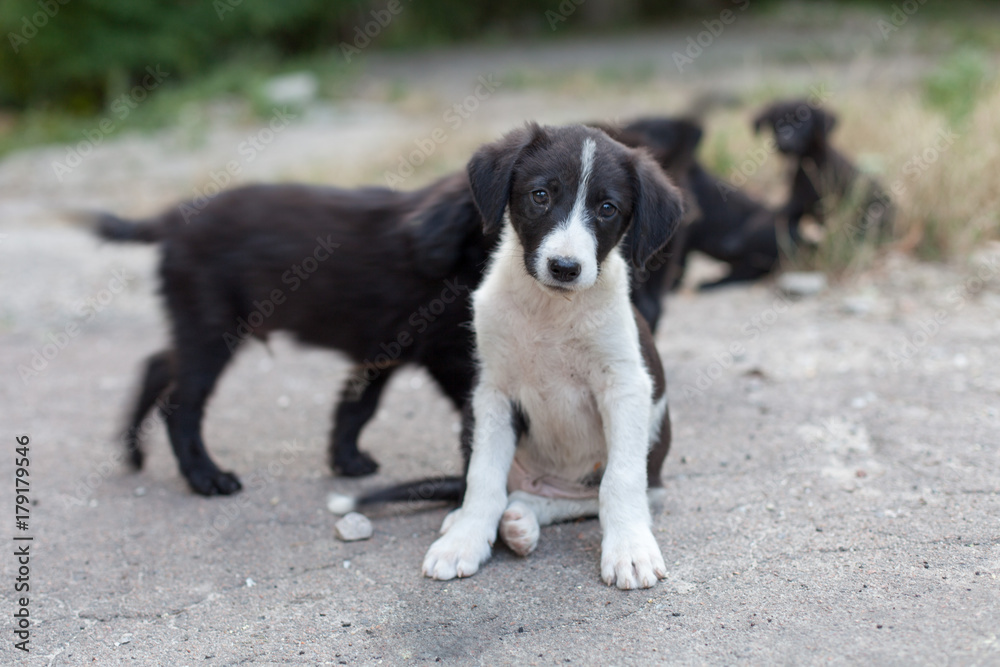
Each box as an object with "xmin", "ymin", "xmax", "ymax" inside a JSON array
[
  {"xmin": 123, "ymin": 350, "xmax": 174, "ymax": 470},
  {"xmin": 426, "ymin": 356, "xmax": 475, "ymax": 412},
  {"xmin": 329, "ymin": 366, "xmax": 396, "ymax": 477},
  {"xmin": 164, "ymin": 339, "xmax": 241, "ymax": 496}
]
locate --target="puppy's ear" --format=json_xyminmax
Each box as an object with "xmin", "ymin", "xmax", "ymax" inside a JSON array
[
  {"xmin": 626, "ymin": 151, "xmax": 685, "ymax": 270},
  {"xmin": 467, "ymin": 123, "xmax": 543, "ymax": 235}
]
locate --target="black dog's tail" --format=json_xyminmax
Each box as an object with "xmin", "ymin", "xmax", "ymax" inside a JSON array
[
  {"xmin": 326, "ymin": 475, "xmax": 466, "ymax": 515},
  {"xmin": 69, "ymin": 210, "xmax": 164, "ymax": 244}
]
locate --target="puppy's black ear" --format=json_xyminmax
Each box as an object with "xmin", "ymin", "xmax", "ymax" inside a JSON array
[
  {"xmin": 467, "ymin": 123, "xmax": 543, "ymax": 235},
  {"xmin": 626, "ymin": 151, "xmax": 685, "ymax": 270}
]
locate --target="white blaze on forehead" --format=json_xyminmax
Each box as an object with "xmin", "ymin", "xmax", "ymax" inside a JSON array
[{"xmin": 534, "ymin": 138, "xmax": 599, "ymax": 289}]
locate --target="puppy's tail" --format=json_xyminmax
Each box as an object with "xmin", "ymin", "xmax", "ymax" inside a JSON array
[
  {"xmin": 327, "ymin": 476, "xmax": 466, "ymax": 515},
  {"xmin": 69, "ymin": 211, "xmax": 163, "ymax": 244}
]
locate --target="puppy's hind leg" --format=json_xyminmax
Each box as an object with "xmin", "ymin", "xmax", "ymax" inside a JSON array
[
  {"xmin": 329, "ymin": 366, "xmax": 396, "ymax": 477},
  {"xmin": 499, "ymin": 498, "xmax": 541, "ymax": 556},
  {"xmin": 165, "ymin": 338, "xmax": 241, "ymax": 496},
  {"xmin": 499, "ymin": 491, "xmax": 602, "ymax": 556},
  {"xmin": 123, "ymin": 350, "xmax": 173, "ymax": 470}
]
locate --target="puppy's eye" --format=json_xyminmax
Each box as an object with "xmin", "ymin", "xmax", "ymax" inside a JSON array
[
  {"xmin": 531, "ymin": 190, "xmax": 549, "ymax": 206},
  {"xmin": 598, "ymin": 202, "xmax": 618, "ymax": 219}
]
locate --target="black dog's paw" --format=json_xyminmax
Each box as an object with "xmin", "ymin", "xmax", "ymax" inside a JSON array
[
  {"xmin": 334, "ymin": 451, "xmax": 380, "ymax": 477},
  {"xmin": 124, "ymin": 431, "xmax": 144, "ymax": 470},
  {"xmin": 126, "ymin": 445, "xmax": 144, "ymax": 470},
  {"xmin": 186, "ymin": 467, "xmax": 243, "ymax": 496}
]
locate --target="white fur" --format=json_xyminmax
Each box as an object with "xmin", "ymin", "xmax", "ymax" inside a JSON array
[
  {"xmin": 533, "ymin": 138, "xmax": 599, "ymax": 290},
  {"xmin": 422, "ymin": 211, "xmax": 667, "ymax": 588}
]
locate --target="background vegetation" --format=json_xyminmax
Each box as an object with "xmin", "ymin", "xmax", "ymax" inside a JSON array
[{"xmin": 1, "ymin": 0, "xmax": 998, "ymax": 269}]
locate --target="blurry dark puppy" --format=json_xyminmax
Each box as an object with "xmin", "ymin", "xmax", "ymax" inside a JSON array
[
  {"xmin": 606, "ymin": 117, "xmax": 783, "ymax": 291},
  {"xmin": 753, "ymin": 99, "xmax": 893, "ymax": 240},
  {"xmin": 93, "ymin": 175, "xmax": 493, "ymax": 495}
]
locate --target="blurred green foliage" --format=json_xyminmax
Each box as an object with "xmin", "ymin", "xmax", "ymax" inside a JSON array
[
  {"xmin": 922, "ymin": 48, "xmax": 992, "ymax": 125},
  {"xmin": 0, "ymin": 0, "xmax": 354, "ymax": 111},
  {"xmin": 0, "ymin": 0, "xmax": 687, "ymax": 112}
]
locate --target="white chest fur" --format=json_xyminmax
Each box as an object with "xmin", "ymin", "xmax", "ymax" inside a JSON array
[{"xmin": 472, "ymin": 228, "xmax": 653, "ymax": 486}]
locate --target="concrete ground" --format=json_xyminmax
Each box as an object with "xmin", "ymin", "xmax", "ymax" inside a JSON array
[{"xmin": 1, "ymin": 18, "xmax": 999, "ymax": 666}]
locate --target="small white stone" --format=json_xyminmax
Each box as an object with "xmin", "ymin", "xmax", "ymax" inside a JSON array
[
  {"xmin": 262, "ymin": 72, "xmax": 318, "ymax": 106},
  {"xmin": 335, "ymin": 512, "xmax": 373, "ymax": 542},
  {"xmin": 327, "ymin": 493, "xmax": 356, "ymax": 515},
  {"xmin": 245, "ymin": 577, "xmax": 256, "ymax": 587},
  {"xmin": 777, "ymin": 271, "xmax": 827, "ymax": 297}
]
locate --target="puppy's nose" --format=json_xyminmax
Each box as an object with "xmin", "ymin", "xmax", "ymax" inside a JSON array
[{"xmin": 548, "ymin": 257, "xmax": 581, "ymax": 283}]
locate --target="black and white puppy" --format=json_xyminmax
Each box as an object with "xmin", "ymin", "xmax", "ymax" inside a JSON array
[
  {"xmin": 421, "ymin": 123, "xmax": 683, "ymax": 589},
  {"xmin": 753, "ymin": 99, "xmax": 893, "ymax": 241}
]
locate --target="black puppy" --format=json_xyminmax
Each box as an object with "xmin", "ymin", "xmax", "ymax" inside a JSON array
[
  {"xmin": 753, "ymin": 99, "xmax": 893, "ymax": 241},
  {"xmin": 607, "ymin": 117, "xmax": 784, "ymax": 290},
  {"xmin": 94, "ymin": 175, "xmax": 493, "ymax": 495}
]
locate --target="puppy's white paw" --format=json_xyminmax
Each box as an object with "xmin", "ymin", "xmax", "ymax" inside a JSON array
[
  {"xmin": 422, "ymin": 522, "xmax": 493, "ymax": 580},
  {"xmin": 600, "ymin": 527, "xmax": 666, "ymax": 590},
  {"xmin": 499, "ymin": 501, "xmax": 540, "ymax": 556}
]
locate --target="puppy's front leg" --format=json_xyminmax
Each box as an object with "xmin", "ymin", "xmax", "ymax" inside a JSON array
[
  {"xmin": 598, "ymin": 380, "xmax": 667, "ymax": 590},
  {"xmin": 422, "ymin": 382, "xmax": 515, "ymax": 580}
]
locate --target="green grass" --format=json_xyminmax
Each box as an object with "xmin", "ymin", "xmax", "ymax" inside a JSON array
[{"xmin": 0, "ymin": 50, "xmax": 352, "ymax": 159}]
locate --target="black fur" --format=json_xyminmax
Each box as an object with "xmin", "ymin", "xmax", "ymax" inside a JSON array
[{"xmin": 95, "ymin": 175, "xmax": 494, "ymax": 495}]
